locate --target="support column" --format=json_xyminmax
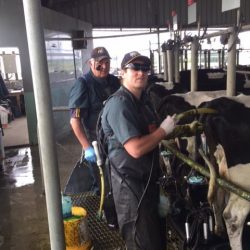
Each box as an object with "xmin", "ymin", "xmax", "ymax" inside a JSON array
[
  {"xmin": 22, "ymin": 1, "xmax": 65, "ymax": 249},
  {"xmin": 218, "ymin": 49, "xmax": 222, "ymax": 68},
  {"xmin": 222, "ymin": 48, "xmax": 225, "ymax": 69},
  {"xmin": 226, "ymin": 28, "xmax": 237, "ymax": 96},
  {"xmin": 204, "ymin": 50, "xmax": 208, "ymax": 69},
  {"xmin": 191, "ymin": 37, "xmax": 199, "ymax": 91},
  {"xmin": 167, "ymin": 49, "xmax": 174, "ymax": 83},
  {"xmin": 162, "ymin": 50, "xmax": 168, "ymax": 81},
  {"xmin": 184, "ymin": 49, "xmax": 188, "ymax": 70},
  {"xmin": 208, "ymin": 50, "xmax": 211, "ymax": 69},
  {"xmin": 174, "ymin": 44, "xmax": 180, "ymax": 83},
  {"xmin": 180, "ymin": 49, "xmax": 184, "ymax": 71}
]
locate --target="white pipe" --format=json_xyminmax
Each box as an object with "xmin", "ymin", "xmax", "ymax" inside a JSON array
[
  {"xmin": 163, "ymin": 51, "xmax": 168, "ymax": 81},
  {"xmin": 174, "ymin": 46, "xmax": 180, "ymax": 83},
  {"xmin": 167, "ymin": 50, "xmax": 174, "ymax": 83},
  {"xmin": 227, "ymin": 28, "xmax": 237, "ymax": 96},
  {"xmin": 22, "ymin": 1, "xmax": 65, "ymax": 249},
  {"xmin": 191, "ymin": 38, "xmax": 198, "ymax": 91}
]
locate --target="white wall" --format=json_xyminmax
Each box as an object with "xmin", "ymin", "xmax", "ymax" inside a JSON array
[{"xmin": 0, "ymin": 0, "xmax": 93, "ymax": 143}]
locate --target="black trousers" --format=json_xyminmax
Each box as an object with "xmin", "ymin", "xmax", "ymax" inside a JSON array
[{"xmin": 111, "ymin": 172, "xmax": 166, "ymax": 250}]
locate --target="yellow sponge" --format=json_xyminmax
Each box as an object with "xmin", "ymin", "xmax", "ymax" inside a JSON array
[{"xmin": 71, "ymin": 206, "xmax": 87, "ymax": 217}]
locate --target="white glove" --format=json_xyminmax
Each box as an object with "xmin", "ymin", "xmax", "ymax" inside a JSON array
[{"xmin": 160, "ymin": 114, "xmax": 176, "ymax": 135}]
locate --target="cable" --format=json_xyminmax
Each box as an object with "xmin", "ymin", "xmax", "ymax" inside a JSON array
[{"xmin": 133, "ymin": 151, "xmax": 156, "ymax": 249}]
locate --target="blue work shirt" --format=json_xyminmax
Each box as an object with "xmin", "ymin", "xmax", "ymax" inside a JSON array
[{"xmin": 69, "ymin": 70, "xmax": 120, "ymax": 141}]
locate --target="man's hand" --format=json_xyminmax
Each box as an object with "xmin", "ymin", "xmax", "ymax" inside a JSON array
[
  {"xmin": 160, "ymin": 114, "xmax": 176, "ymax": 135},
  {"xmin": 84, "ymin": 146, "xmax": 96, "ymax": 163}
]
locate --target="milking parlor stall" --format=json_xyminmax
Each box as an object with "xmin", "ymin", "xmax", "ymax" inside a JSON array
[{"xmin": 21, "ymin": 0, "xmax": 250, "ymax": 249}]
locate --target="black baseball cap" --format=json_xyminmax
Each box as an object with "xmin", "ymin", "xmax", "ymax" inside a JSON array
[
  {"xmin": 91, "ymin": 47, "xmax": 111, "ymax": 61},
  {"xmin": 121, "ymin": 51, "xmax": 151, "ymax": 69}
]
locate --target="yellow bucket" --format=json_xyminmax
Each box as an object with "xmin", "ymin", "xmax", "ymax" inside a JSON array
[{"xmin": 64, "ymin": 207, "xmax": 92, "ymax": 250}]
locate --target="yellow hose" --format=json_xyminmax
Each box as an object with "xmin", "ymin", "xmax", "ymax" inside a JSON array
[{"xmin": 98, "ymin": 166, "xmax": 105, "ymax": 218}]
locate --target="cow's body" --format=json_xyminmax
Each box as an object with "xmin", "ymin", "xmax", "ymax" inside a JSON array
[
  {"xmin": 214, "ymin": 145, "xmax": 250, "ymax": 250},
  {"xmin": 147, "ymin": 84, "xmax": 250, "ymax": 248},
  {"xmin": 199, "ymin": 98, "xmax": 250, "ymax": 250}
]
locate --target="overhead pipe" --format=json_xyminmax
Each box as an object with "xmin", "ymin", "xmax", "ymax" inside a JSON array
[{"xmin": 22, "ymin": 1, "xmax": 65, "ymax": 249}]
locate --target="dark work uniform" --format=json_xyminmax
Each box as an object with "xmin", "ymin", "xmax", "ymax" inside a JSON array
[
  {"xmin": 101, "ymin": 86, "xmax": 166, "ymax": 250},
  {"xmin": 68, "ymin": 70, "xmax": 120, "ymax": 191},
  {"xmin": 69, "ymin": 70, "xmax": 120, "ymax": 142}
]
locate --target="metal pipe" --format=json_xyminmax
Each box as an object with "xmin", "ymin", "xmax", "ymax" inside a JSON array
[
  {"xmin": 227, "ymin": 28, "xmax": 237, "ymax": 96},
  {"xmin": 180, "ymin": 49, "xmax": 184, "ymax": 71},
  {"xmin": 208, "ymin": 50, "xmax": 211, "ymax": 69},
  {"xmin": 22, "ymin": 1, "xmax": 65, "ymax": 249},
  {"xmin": 191, "ymin": 37, "xmax": 198, "ymax": 91},
  {"xmin": 162, "ymin": 141, "xmax": 250, "ymax": 202},
  {"xmin": 174, "ymin": 45, "xmax": 180, "ymax": 83},
  {"xmin": 157, "ymin": 28, "xmax": 161, "ymax": 73},
  {"xmin": 167, "ymin": 49, "xmax": 174, "ymax": 83},
  {"xmin": 162, "ymin": 51, "xmax": 168, "ymax": 81},
  {"xmin": 236, "ymin": 49, "xmax": 240, "ymax": 66},
  {"xmin": 184, "ymin": 49, "xmax": 188, "ymax": 70},
  {"xmin": 218, "ymin": 49, "xmax": 222, "ymax": 68},
  {"xmin": 222, "ymin": 48, "xmax": 225, "ymax": 69},
  {"xmin": 45, "ymin": 24, "xmax": 250, "ymax": 43},
  {"xmin": 45, "ymin": 29, "xmax": 169, "ymax": 41},
  {"xmin": 204, "ymin": 50, "xmax": 208, "ymax": 69}
]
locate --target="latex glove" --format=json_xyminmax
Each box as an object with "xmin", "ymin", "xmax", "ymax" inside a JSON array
[
  {"xmin": 84, "ymin": 146, "xmax": 96, "ymax": 163},
  {"xmin": 160, "ymin": 114, "xmax": 176, "ymax": 135}
]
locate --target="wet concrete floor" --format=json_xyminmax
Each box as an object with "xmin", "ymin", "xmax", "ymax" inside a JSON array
[{"xmin": 0, "ymin": 132, "xmax": 82, "ymax": 250}]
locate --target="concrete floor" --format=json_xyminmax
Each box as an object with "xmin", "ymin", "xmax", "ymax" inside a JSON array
[
  {"xmin": 0, "ymin": 132, "xmax": 83, "ymax": 250},
  {"xmin": 3, "ymin": 116, "xmax": 29, "ymax": 148}
]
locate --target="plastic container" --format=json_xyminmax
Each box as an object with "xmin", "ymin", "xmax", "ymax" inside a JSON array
[
  {"xmin": 62, "ymin": 195, "xmax": 72, "ymax": 218},
  {"xmin": 64, "ymin": 207, "xmax": 92, "ymax": 250}
]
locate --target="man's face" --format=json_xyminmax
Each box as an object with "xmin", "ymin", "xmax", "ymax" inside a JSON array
[
  {"xmin": 90, "ymin": 58, "xmax": 110, "ymax": 78},
  {"xmin": 121, "ymin": 60, "xmax": 150, "ymax": 90}
]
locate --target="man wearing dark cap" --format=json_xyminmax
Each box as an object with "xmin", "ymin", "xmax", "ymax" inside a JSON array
[
  {"xmin": 101, "ymin": 51, "xmax": 176, "ymax": 249},
  {"xmin": 69, "ymin": 47, "xmax": 120, "ymax": 193}
]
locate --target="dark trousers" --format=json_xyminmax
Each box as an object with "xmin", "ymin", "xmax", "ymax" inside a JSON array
[{"xmin": 111, "ymin": 172, "xmax": 166, "ymax": 250}]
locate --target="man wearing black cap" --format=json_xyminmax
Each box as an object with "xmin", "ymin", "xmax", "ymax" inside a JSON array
[
  {"xmin": 69, "ymin": 47, "xmax": 120, "ymax": 193},
  {"xmin": 101, "ymin": 51, "xmax": 176, "ymax": 249}
]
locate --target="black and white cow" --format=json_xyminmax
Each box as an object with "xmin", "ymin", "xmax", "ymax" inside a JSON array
[
  {"xmin": 198, "ymin": 97, "xmax": 250, "ymax": 250},
  {"xmin": 148, "ymin": 85, "xmax": 250, "ymax": 249}
]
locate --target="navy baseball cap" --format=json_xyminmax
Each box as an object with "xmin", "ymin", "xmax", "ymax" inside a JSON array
[
  {"xmin": 91, "ymin": 47, "xmax": 111, "ymax": 61},
  {"xmin": 121, "ymin": 51, "xmax": 151, "ymax": 69}
]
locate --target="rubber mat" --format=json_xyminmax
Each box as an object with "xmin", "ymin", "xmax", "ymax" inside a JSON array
[{"xmin": 71, "ymin": 192, "xmax": 126, "ymax": 250}]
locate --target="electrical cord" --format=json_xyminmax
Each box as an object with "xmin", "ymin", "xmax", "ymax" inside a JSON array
[{"xmin": 133, "ymin": 151, "xmax": 156, "ymax": 249}]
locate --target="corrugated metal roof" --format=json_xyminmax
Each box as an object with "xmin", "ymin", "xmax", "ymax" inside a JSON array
[{"xmin": 42, "ymin": 0, "xmax": 250, "ymax": 29}]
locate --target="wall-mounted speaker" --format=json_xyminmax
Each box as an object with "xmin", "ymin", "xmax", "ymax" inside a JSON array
[{"xmin": 72, "ymin": 30, "xmax": 87, "ymax": 50}]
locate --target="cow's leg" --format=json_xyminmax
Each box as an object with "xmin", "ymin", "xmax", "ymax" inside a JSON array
[
  {"xmin": 223, "ymin": 164, "xmax": 250, "ymax": 250},
  {"xmin": 212, "ymin": 186, "xmax": 227, "ymax": 237},
  {"xmin": 223, "ymin": 193, "xmax": 250, "ymax": 250},
  {"xmin": 212, "ymin": 144, "xmax": 228, "ymax": 236}
]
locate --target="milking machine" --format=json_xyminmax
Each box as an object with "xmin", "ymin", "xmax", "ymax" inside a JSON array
[{"xmin": 159, "ymin": 144, "xmax": 231, "ymax": 250}]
